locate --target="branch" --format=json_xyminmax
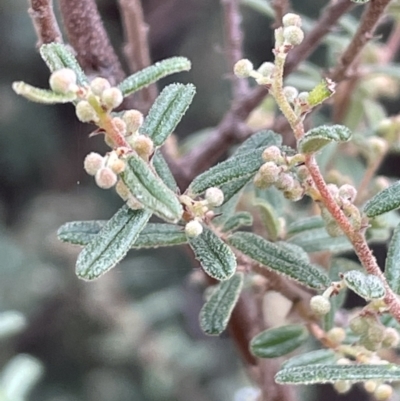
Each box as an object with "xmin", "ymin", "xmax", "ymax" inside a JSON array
[
  {"xmin": 118, "ymin": 0, "xmax": 157, "ymax": 112},
  {"xmin": 58, "ymin": 0, "xmax": 125, "ymax": 85},
  {"xmin": 330, "ymin": 0, "xmax": 392, "ymax": 82},
  {"xmin": 28, "ymin": 0, "xmax": 63, "ymax": 46},
  {"xmin": 271, "ymin": 0, "xmax": 290, "ymax": 28}
]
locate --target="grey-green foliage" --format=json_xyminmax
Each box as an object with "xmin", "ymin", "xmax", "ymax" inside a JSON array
[
  {"xmin": 152, "ymin": 151, "xmax": 178, "ymax": 191},
  {"xmin": 12, "ymin": 82, "xmax": 77, "ymax": 104},
  {"xmin": 364, "ymin": 181, "xmax": 400, "ymax": 217},
  {"xmin": 221, "ymin": 212, "xmax": 253, "ymax": 233},
  {"xmin": 281, "ymin": 349, "xmax": 337, "ymax": 369},
  {"xmin": 385, "ymin": 223, "xmax": 400, "ymax": 294},
  {"xmin": 343, "ymin": 270, "xmax": 385, "ymax": 300}
]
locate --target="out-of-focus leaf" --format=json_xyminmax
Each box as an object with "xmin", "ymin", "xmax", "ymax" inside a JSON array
[
  {"xmin": 287, "ymin": 216, "xmax": 324, "ymax": 236},
  {"xmin": 76, "ymin": 205, "xmax": 151, "ymax": 280},
  {"xmin": 118, "ymin": 57, "xmax": 191, "ymax": 96},
  {"xmin": 234, "ymin": 130, "xmax": 282, "ymax": 156},
  {"xmin": 140, "ymin": 83, "xmax": 195, "ymax": 147},
  {"xmin": 385, "ymin": 223, "xmax": 400, "ymax": 294},
  {"xmin": 254, "ymin": 198, "xmax": 280, "ymax": 241},
  {"xmin": 219, "ymin": 175, "xmax": 253, "ymax": 204},
  {"xmin": 199, "ymin": 273, "xmax": 243, "ymax": 335},
  {"xmin": 228, "ymin": 232, "xmax": 330, "ymax": 290},
  {"xmin": 121, "ymin": 154, "xmax": 183, "ymax": 223},
  {"xmin": 275, "ymin": 364, "xmax": 400, "ymax": 385},
  {"xmin": 188, "ymin": 226, "xmax": 236, "ymax": 281},
  {"xmin": 12, "ymin": 82, "xmax": 76, "ymax": 104},
  {"xmin": 152, "ymin": 151, "xmax": 177, "ymax": 192},
  {"xmin": 281, "ymin": 349, "xmax": 337, "ymax": 369},
  {"xmin": 250, "ymin": 324, "xmax": 309, "ymax": 358},
  {"xmin": 343, "ymin": 270, "xmax": 385, "ymax": 300},
  {"xmin": 0, "ymin": 311, "xmax": 26, "ymax": 340},
  {"xmin": 364, "ymin": 181, "xmax": 400, "ymax": 218},
  {"xmin": 221, "ymin": 212, "xmax": 253, "ymax": 233}
]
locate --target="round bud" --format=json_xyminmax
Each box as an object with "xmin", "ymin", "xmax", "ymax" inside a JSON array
[
  {"xmin": 327, "ymin": 327, "xmax": 346, "ymax": 344},
  {"xmin": 257, "ymin": 62, "xmax": 275, "ymax": 77},
  {"xmin": 338, "ymin": 184, "xmax": 357, "ymax": 202},
  {"xmin": 90, "ymin": 77, "xmax": 111, "ymax": 96},
  {"xmin": 296, "ymin": 165, "xmax": 310, "ymax": 181},
  {"xmin": 364, "ymin": 380, "xmax": 378, "ymax": 393},
  {"xmin": 95, "ymin": 167, "xmax": 117, "ymax": 189},
  {"xmin": 123, "ymin": 109, "xmax": 144, "ymax": 134},
  {"xmin": 382, "ymin": 327, "xmax": 400, "ymax": 348},
  {"xmin": 130, "ymin": 135, "xmax": 154, "ymax": 158},
  {"xmin": 373, "ymin": 176, "xmax": 390, "ymax": 192},
  {"xmin": 262, "ymin": 146, "xmax": 282, "ymax": 163},
  {"xmin": 234, "ymin": 59, "xmax": 254, "ymax": 78},
  {"xmin": 185, "ymin": 220, "xmax": 203, "ymax": 238},
  {"xmin": 367, "ymin": 137, "xmax": 388, "ymax": 157},
  {"xmin": 115, "ymin": 180, "xmax": 130, "ymax": 200},
  {"xmin": 49, "ymin": 68, "xmax": 77, "ymax": 94},
  {"xmin": 258, "ymin": 162, "xmax": 281, "ymax": 184},
  {"xmin": 76, "ymin": 100, "xmax": 99, "ymax": 123},
  {"xmin": 310, "ymin": 295, "xmax": 331, "ymax": 316},
  {"xmin": 101, "ymin": 87, "xmax": 123, "ymax": 109},
  {"xmin": 284, "ymin": 182, "xmax": 304, "ymax": 201},
  {"xmin": 283, "ymin": 26, "xmax": 304, "ymax": 46},
  {"xmin": 367, "ymin": 324, "xmax": 385, "ymax": 344},
  {"xmin": 326, "ymin": 183, "xmax": 340, "ymax": 199},
  {"xmin": 349, "ymin": 315, "xmax": 369, "ymax": 335},
  {"xmin": 297, "ymin": 91, "xmax": 309, "ymax": 105},
  {"xmin": 112, "ymin": 117, "xmax": 127, "ymax": 136},
  {"xmin": 205, "ymin": 187, "xmax": 224, "ymax": 207},
  {"xmin": 283, "ymin": 86, "xmax": 299, "ymax": 103},
  {"xmin": 282, "ymin": 13, "xmax": 302, "ymax": 28},
  {"xmin": 333, "ymin": 381, "xmax": 351, "ymax": 394},
  {"xmin": 336, "ymin": 358, "xmax": 351, "ymax": 365},
  {"xmin": 374, "ymin": 384, "xmax": 393, "ymax": 401},
  {"xmin": 84, "ymin": 152, "xmax": 104, "ymax": 175},
  {"xmin": 109, "ymin": 158, "xmax": 126, "ymax": 174},
  {"xmin": 275, "ymin": 173, "xmax": 295, "ymax": 191}
]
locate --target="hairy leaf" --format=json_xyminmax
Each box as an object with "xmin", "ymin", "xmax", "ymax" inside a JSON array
[
  {"xmin": 275, "ymin": 364, "xmax": 400, "ymax": 385},
  {"xmin": 39, "ymin": 43, "xmax": 88, "ymax": 85},
  {"xmin": 250, "ymin": 324, "xmax": 309, "ymax": 358},
  {"xmin": 385, "ymin": 224, "xmax": 400, "ymax": 294},
  {"xmin": 364, "ymin": 181, "xmax": 400, "ymax": 218},
  {"xmin": 286, "ymin": 216, "xmax": 325, "ymax": 236},
  {"xmin": 152, "ymin": 151, "xmax": 178, "ymax": 191},
  {"xmin": 254, "ymin": 198, "xmax": 280, "ymax": 241},
  {"xmin": 188, "ymin": 226, "xmax": 236, "ymax": 281},
  {"xmin": 221, "ymin": 212, "xmax": 253, "ymax": 233},
  {"xmin": 140, "ymin": 83, "xmax": 196, "ymax": 147},
  {"xmin": 219, "ymin": 174, "xmax": 253, "ymax": 204},
  {"xmin": 298, "ymin": 125, "xmax": 352, "ymax": 154},
  {"xmin": 307, "ymin": 79, "xmax": 335, "ymax": 107},
  {"xmin": 343, "ymin": 270, "xmax": 385, "ymax": 300},
  {"xmin": 118, "ymin": 57, "xmax": 191, "ymax": 96},
  {"xmin": 281, "ymin": 350, "xmax": 337, "ymax": 369},
  {"xmin": 234, "ymin": 130, "xmax": 282, "ymax": 156},
  {"xmin": 12, "ymin": 82, "xmax": 76, "ymax": 104},
  {"xmin": 199, "ymin": 273, "xmax": 243, "ymax": 335},
  {"xmin": 76, "ymin": 205, "xmax": 151, "ymax": 280},
  {"xmin": 228, "ymin": 232, "xmax": 330, "ymax": 289},
  {"xmin": 121, "ymin": 154, "xmax": 183, "ymax": 223}
]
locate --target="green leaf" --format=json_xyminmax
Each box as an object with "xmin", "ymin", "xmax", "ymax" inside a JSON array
[
  {"xmin": 121, "ymin": 154, "xmax": 183, "ymax": 223},
  {"xmin": 286, "ymin": 216, "xmax": 324, "ymax": 236},
  {"xmin": 199, "ymin": 273, "xmax": 244, "ymax": 335},
  {"xmin": 250, "ymin": 324, "xmax": 309, "ymax": 358},
  {"xmin": 221, "ymin": 212, "xmax": 253, "ymax": 233},
  {"xmin": 118, "ymin": 57, "xmax": 191, "ymax": 97},
  {"xmin": 58, "ymin": 221, "xmax": 187, "ymax": 248},
  {"xmin": 298, "ymin": 125, "xmax": 352, "ymax": 154},
  {"xmin": 76, "ymin": 205, "xmax": 151, "ymax": 280},
  {"xmin": 219, "ymin": 174, "xmax": 254, "ymax": 204},
  {"xmin": 152, "ymin": 151, "xmax": 178, "ymax": 191},
  {"xmin": 287, "ymin": 228, "xmax": 352, "ymax": 253},
  {"xmin": 12, "ymin": 82, "xmax": 76, "ymax": 104},
  {"xmin": 385, "ymin": 223, "xmax": 400, "ymax": 294},
  {"xmin": 364, "ymin": 181, "xmax": 400, "ymax": 218},
  {"xmin": 281, "ymin": 349, "xmax": 337, "ymax": 369},
  {"xmin": 343, "ymin": 270, "xmax": 385, "ymax": 300},
  {"xmin": 39, "ymin": 43, "xmax": 88, "ymax": 85},
  {"xmin": 228, "ymin": 232, "xmax": 330, "ymax": 290},
  {"xmin": 275, "ymin": 364, "xmax": 400, "ymax": 385},
  {"xmin": 307, "ymin": 79, "xmax": 335, "ymax": 107},
  {"xmin": 140, "ymin": 83, "xmax": 196, "ymax": 147},
  {"xmin": 188, "ymin": 226, "xmax": 236, "ymax": 281},
  {"xmin": 254, "ymin": 198, "xmax": 281, "ymax": 241},
  {"xmin": 234, "ymin": 130, "xmax": 282, "ymax": 156}
]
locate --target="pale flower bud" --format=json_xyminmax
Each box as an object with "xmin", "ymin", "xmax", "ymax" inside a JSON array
[
  {"xmin": 283, "ymin": 26, "xmax": 304, "ymax": 46},
  {"xmin": 374, "ymin": 384, "xmax": 393, "ymax": 401},
  {"xmin": 101, "ymin": 87, "xmax": 123, "ymax": 109},
  {"xmin": 76, "ymin": 100, "xmax": 99, "ymax": 123},
  {"xmin": 310, "ymin": 295, "xmax": 331, "ymax": 316},
  {"xmin": 333, "ymin": 381, "xmax": 351, "ymax": 394},
  {"xmin": 109, "ymin": 158, "xmax": 126, "ymax": 174},
  {"xmin": 338, "ymin": 184, "xmax": 357, "ymax": 202},
  {"xmin": 115, "ymin": 180, "xmax": 130, "ymax": 200},
  {"xmin": 327, "ymin": 327, "xmax": 346, "ymax": 344},
  {"xmin": 205, "ymin": 187, "xmax": 224, "ymax": 207},
  {"xmin": 282, "ymin": 13, "xmax": 302, "ymax": 28},
  {"xmin": 130, "ymin": 135, "xmax": 154, "ymax": 158},
  {"xmin": 112, "ymin": 117, "xmax": 127, "ymax": 136},
  {"xmin": 84, "ymin": 152, "xmax": 104, "ymax": 175},
  {"xmin": 364, "ymin": 380, "xmax": 378, "ymax": 393},
  {"xmin": 123, "ymin": 109, "xmax": 144, "ymax": 133},
  {"xmin": 275, "ymin": 173, "xmax": 295, "ymax": 191},
  {"xmin": 185, "ymin": 220, "xmax": 203, "ymax": 238},
  {"xmin": 234, "ymin": 59, "xmax": 254, "ymax": 78},
  {"xmin": 90, "ymin": 77, "xmax": 111, "ymax": 96},
  {"xmin": 297, "ymin": 91, "xmax": 309, "ymax": 105},
  {"xmin": 382, "ymin": 327, "xmax": 400, "ymax": 348},
  {"xmin": 257, "ymin": 62, "xmax": 275, "ymax": 77},
  {"xmin": 49, "ymin": 68, "xmax": 77, "ymax": 94},
  {"xmin": 283, "ymin": 86, "xmax": 299, "ymax": 103},
  {"xmin": 95, "ymin": 167, "xmax": 117, "ymax": 189},
  {"xmin": 258, "ymin": 162, "xmax": 281, "ymax": 184},
  {"xmin": 262, "ymin": 146, "xmax": 282, "ymax": 163}
]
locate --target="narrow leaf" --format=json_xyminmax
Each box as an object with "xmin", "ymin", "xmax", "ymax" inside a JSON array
[
  {"xmin": 221, "ymin": 212, "xmax": 253, "ymax": 233},
  {"xmin": 385, "ymin": 224, "xmax": 400, "ymax": 294},
  {"xmin": 121, "ymin": 154, "xmax": 183, "ymax": 223},
  {"xmin": 219, "ymin": 174, "xmax": 254, "ymax": 204},
  {"xmin": 39, "ymin": 43, "xmax": 88, "ymax": 85},
  {"xmin": 343, "ymin": 270, "xmax": 385, "ymax": 300},
  {"xmin": 199, "ymin": 273, "xmax": 244, "ymax": 335},
  {"xmin": 188, "ymin": 226, "xmax": 236, "ymax": 281},
  {"xmin": 12, "ymin": 82, "xmax": 76, "ymax": 104},
  {"xmin": 118, "ymin": 57, "xmax": 191, "ymax": 96},
  {"xmin": 298, "ymin": 125, "xmax": 352, "ymax": 154},
  {"xmin": 58, "ymin": 220, "xmax": 106, "ymax": 245},
  {"xmin": 364, "ymin": 181, "xmax": 400, "ymax": 218},
  {"xmin": 152, "ymin": 151, "xmax": 178, "ymax": 191},
  {"xmin": 76, "ymin": 205, "xmax": 151, "ymax": 280},
  {"xmin": 228, "ymin": 232, "xmax": 330, "ymax": 290},
  {"xmin": 275, "ymin": 364, "xmax": 400, "ymax": 385},
  {"xmin": 250, "ymin": 324, "xmax": 309, "ymax": 358},
  {"xmin": 140, "ymin": 83, "xmax": 196, "ymax": 147},
  {"xmin": 234, "ymin": 130, "xmax": 282, "ymax": 156},
  {"xmin": 282, "ymin": 349, "xmax": 337, "ymax": 369},
  {"xmin": 287, "ymin": 216, "xmax": 324, "ymax": 236},
  {"xmin": 254, "ymin": 198, "xmax": 281, "ymax": 241}
]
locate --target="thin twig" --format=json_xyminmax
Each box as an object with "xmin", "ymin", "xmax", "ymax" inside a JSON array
[
  {"xmin": 380, "ymin": 22, "xmax": 400, "ymax": 64},
  {"xmin": 221, "ymin": 0, "xmax": 249, "ymax": 99},
  {"xmin": 118, "ymin": 0, "xmax": 157, "ymax": 112},
  {"xmin": 330, "ymin": 0, "xmax": 392, "ymax": 82},
  {"xmin": 58, "ymin": 0, "xmax": 125, "ymax": 85},
  {"xmin": 28, "ymin": 0, "xmax": 63, "ymax": 46}
]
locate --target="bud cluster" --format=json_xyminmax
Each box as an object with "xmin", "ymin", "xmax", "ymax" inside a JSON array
[{"xmin": 275, "ymin": 13, "xmax": 304, "ymax": 54}]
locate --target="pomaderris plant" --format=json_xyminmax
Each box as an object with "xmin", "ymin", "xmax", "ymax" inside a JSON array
[{"xmin": 13, "ymin": 0, "xmax": 400, "ymax": 399}]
